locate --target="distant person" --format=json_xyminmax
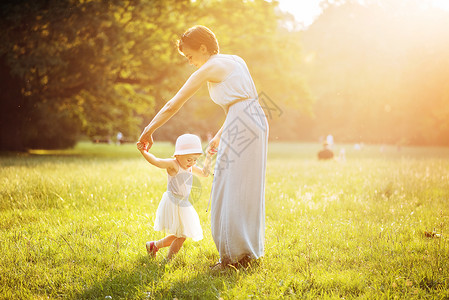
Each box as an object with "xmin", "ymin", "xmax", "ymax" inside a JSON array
[
  {"xmin": 138, "ymin": 25, "xmax": 268, "ymax": 269},
  {"xmin": 116, "ymin": 132, "xmax": 123, "ymax": 145},
  {"xmin": 318, "ymin": 142, "xmax": 334, "ymax": 160},
  {"xmin": 326, "ymin": 134, "xmax": 334, "ymax": 149},
  {"xmin": 137, "ymin": 134, "xmax": 212, "ymax": 261}
]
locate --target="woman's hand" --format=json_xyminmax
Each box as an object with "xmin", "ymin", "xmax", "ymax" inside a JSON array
[
  {"xmin": 138, "ymin": 133, "xmax": 154, "ymax": 151},
  {"xmin": 208, "ymin": 134, "xmax": 220, "ymax": 155},
  {"xmin": 136, "ymin": 141, "xmax": 148, "ymax": 152}
]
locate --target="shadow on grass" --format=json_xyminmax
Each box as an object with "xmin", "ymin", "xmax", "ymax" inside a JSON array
[
  {"xmin": 75, "ymin": 255, "xmax": 163, "ymax": 299},
  {"xmin": 75, "ymin": 255, "xmax": 261, "ymax": 299},
  {"xmin": 154, "ymin": 260, "xmax": 263, "ymax": 299}
]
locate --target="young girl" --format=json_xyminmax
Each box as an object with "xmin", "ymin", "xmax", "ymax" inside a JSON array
[{"xmin": 137, "ymin": 134, "xmax": 212, "ymax": 261}]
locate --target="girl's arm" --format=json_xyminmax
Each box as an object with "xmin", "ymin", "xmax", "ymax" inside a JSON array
[
  {"xmin": 139, "ymin": 62, "xmax": 224, "ymax": 147},
  {"xmin": 137, "ymin": 144, "xmax": 177, "ymax": 171},
  {"xmin": 192, "ymin": 152, "xmax": 213, "ymax": 177}
]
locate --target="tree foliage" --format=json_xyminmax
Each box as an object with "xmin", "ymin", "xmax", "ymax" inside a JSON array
[
  {"xmin": 2, "ymin": 0, "xmax": 448, "ymax": 150},
  {"xmin": 0, "ymin": 0, "xmax": 311, "ymax": 150}
]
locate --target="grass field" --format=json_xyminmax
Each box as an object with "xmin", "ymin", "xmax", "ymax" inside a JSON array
[{"xmin": 1, "ymin": 142, "xmax": 448, "ymax": 299}]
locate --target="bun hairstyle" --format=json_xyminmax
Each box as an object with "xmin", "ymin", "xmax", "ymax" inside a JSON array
[{"xmin": 178, "ymin": 25, "xmax": 219, "ymax": 55}]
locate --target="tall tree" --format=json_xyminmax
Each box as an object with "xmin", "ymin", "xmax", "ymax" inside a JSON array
[
  {"xmin": 0, "ymin": 0, "xmax": 312, "ymax": 150},
  {"xmin": 0, "ymin": 0, "xmax": 192, "ymax": 150}
]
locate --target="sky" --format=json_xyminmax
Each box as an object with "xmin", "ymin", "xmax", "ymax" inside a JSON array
[
  {"xmin": 277, "ymin": 0, "xmax": 449, "ymax": 29},
  {"xmin": 277, "ymin": 0, "xmax": 324, "ymax": 28}
]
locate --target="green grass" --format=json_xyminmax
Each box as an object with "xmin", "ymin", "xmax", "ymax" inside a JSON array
[{"xmin": 1, "ymin": 142, "xmax": 449, "ymax": 299}]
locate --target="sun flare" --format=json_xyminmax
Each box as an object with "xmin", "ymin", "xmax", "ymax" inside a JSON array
[
  {"xmin": 433, "ymin": 0, "xmax": 449, "ymax": 11},
  {"xmin": 277, "ymin": 0, "xmax": 449, "ymax": 28}
]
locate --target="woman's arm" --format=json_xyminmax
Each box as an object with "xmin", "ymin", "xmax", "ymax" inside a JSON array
[
  {"xmin": 139, "ymin": 63, "xmax": 222, "ymax": 146},
  {"xmin": 208, "ymin": 122, "xmax": 225, "ymax": 155}
]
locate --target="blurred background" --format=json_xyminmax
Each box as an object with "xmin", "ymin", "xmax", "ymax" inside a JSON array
[{"xmin": 1, "ymin": 0, "xmax": 448, "ymax": 150}]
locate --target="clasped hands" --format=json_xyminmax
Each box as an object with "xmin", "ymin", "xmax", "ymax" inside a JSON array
[{"xmin": 136, "ymin": 141, "xmax": 148, "ymax": 151}]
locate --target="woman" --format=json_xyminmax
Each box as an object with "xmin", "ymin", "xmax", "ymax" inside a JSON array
[{"xmin": 138, "ymin": 25, "xmax": 268, "ymax": 269}]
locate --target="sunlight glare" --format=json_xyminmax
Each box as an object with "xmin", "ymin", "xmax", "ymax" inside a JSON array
[
  {"xmin": 277, "ymin": 0, "xmax": 323, "ymax": 28},
  {"xmin": 278, "ymin": 0, "xmax": 449, "ymax": 29},
  {"xmin": 433, "ymin": 0, "xmax": 449, "ymax": 11}
]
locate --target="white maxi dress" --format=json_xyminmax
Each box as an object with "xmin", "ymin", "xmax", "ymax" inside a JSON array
[{"xmin": 207, "ymin": 54, "xmax": 268, "ymax": 263}]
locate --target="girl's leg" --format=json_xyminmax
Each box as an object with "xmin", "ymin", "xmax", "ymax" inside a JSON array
[
  {"xmin": 167, "ymin": 237, "xmax": 186, "ymax": 260},
  {"xmin": 155, "ymin": 235, "xmax": 177, "ymax": 249}
]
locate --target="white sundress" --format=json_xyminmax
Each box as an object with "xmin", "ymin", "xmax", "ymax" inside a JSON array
[
  {"xmin": 206, "ymin": 54, "xmax": 269, "ymax": 263},
  {"xmin": 153, "ymin": 163, "xmax": 203, "ymax": 241}
]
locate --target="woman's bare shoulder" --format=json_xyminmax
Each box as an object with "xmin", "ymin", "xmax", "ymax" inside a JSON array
[{"xmin": 200, "ymin": 55, "xmax": 236, "ymax": 83}]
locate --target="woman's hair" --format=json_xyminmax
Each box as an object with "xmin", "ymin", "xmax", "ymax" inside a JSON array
[{"xmin": 177, "ymin": 25, "xmax": 219, "ymax": 55}]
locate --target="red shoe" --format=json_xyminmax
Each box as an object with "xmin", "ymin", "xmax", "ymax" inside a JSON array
[{"xmin": 146, "ymin": 241, "xmax": 158, "ymax": 258}]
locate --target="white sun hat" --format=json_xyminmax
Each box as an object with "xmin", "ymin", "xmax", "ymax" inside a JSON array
[{"xmin": 173, "ymin": 134, "xmax": 203, "ymax": 156}]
